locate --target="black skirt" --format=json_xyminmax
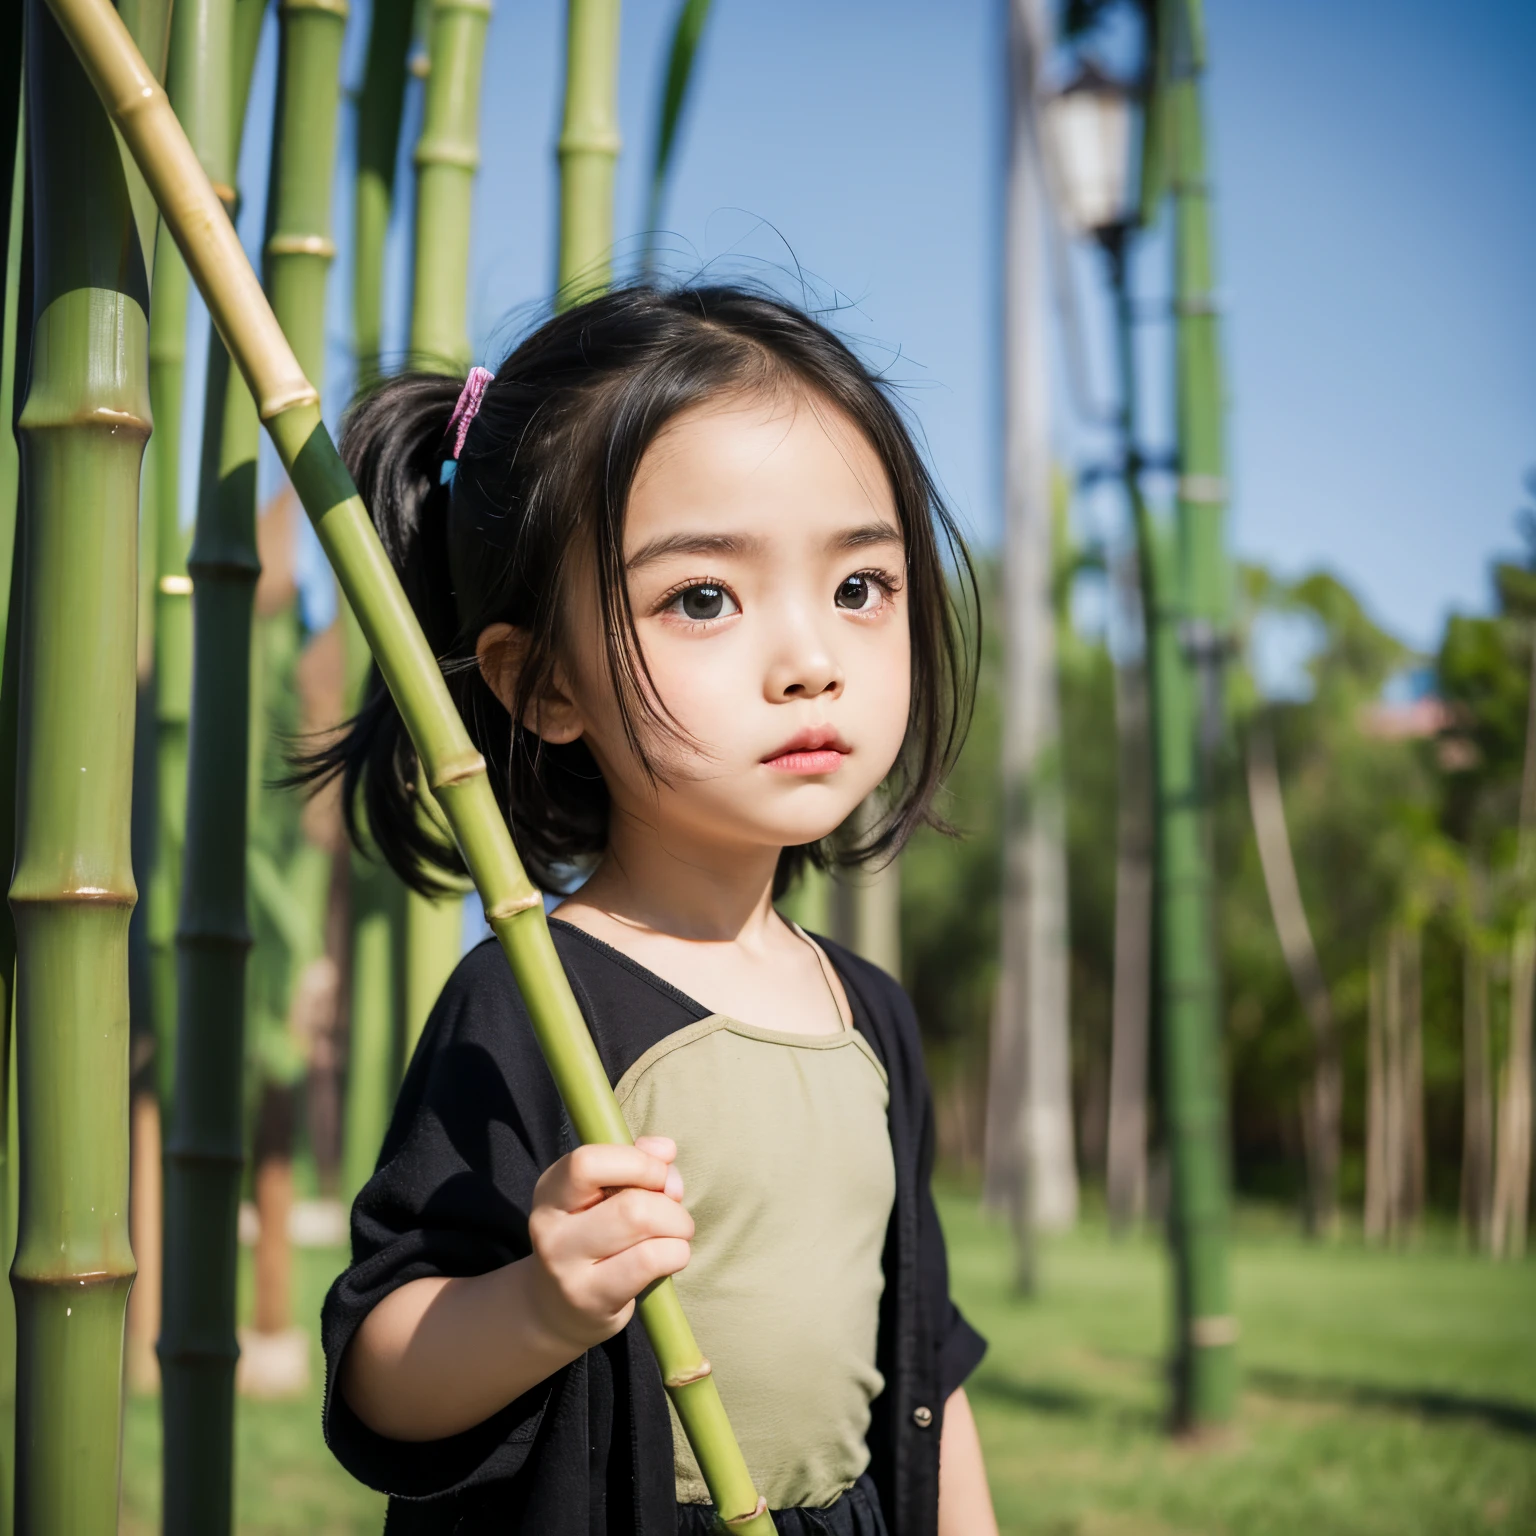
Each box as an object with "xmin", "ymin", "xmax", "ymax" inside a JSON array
[{"xmin": 676, "ymin": 1476, "xmax": 888, "ymax": 1536}]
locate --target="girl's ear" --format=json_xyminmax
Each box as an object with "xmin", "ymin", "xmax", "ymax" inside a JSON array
[{"xmin": 475, "ymin": 623, "xmax": 586, "ymax": 745}]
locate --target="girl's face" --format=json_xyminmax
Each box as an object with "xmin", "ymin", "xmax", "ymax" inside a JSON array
[{"xmin": 504, "ymin": 389, "xmax": 912, "ymax": 859}]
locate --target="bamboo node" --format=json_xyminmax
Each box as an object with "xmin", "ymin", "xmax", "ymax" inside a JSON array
[
  {"xmin": 9, "ymin": 885, "xmax": 136, "ymax": 908},
  {"xmin": 663, "ymin": 1357, "xmax": 712, "ymax": 1389},
  {"xmin": 159, "ymin": 574, "xmax": 194, "ymax": 596},
  {"xmin": 1178, "ymin": 474, "xmax": 1227, "ymax": 506},
  {"xmin": 414, "ymin": 141, "xmax": 481, "ymax": 171},
  {"xmin": 11, "ymin": 1265, "xmax": 134, "ymax": 1290},
  {"xmin": 280, "ymin": 0, "xmax": 350, "ymax": 15},
  {"xmin": 430, "ymin": 753, "xmax": 488, "ymax": 789},
  {"xmin": 265, "ymin": 233, "xmax": 338, "ymax": 259},
  {"xmin": 1189, "ymin": 1314, "xmax": 1239, "ymax": 1347},
  {"xmin": 408, "ymin": 51, "xmax": 431, "ymax": 78},
  {"xmin": 485, "ymin": 891, "xmax": 543, "ymax": 922},
  {"xmin": 20, "ymin": 405, "xmax": 152, "ymax": 436},
  {"xmin": 259, "ymin": 384, "xmax": 323, "ymax": 420},
  {"xmin": 92, "ymin": 405, "xmax": 152, "ymax": 432},
  {"xmin": 722, "ymin": 1497, "xmax": 769, "ymax": 1528},
  {"xmin": 557, "ymin": 131, "xmax": 623, "ymax": 157}
]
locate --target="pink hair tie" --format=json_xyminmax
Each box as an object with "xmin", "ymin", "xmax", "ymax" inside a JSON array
[{"xmin": 447, "ymin": 365, "xmax": 494, "ymax": 461}]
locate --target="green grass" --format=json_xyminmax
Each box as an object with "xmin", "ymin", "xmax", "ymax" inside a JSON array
[
  {"xmin": 119, "ymin": 1196, "xmax": 1536, "ymax": 1534},
  {"xmin": 120, "ymin": 1246, "xmax": 386, "ymax": 1536},
  {"xmin": 947, "ymin": 1191, "xmax": 1536, "ymax": 1536}
]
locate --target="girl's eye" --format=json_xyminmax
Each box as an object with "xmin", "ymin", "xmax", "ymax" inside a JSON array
[
  {"xmin": 669, "ymin": 583, "xmax": 739, "ymax": 622},
  {"xmin": 835, "ymin": 573, "xmax": 880, "ymax": 612}
]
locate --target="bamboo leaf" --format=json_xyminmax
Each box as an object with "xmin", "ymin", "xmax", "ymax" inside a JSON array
[{"xmin": 643, "ymin": 0, "xmax": 712, "ymax": 272}]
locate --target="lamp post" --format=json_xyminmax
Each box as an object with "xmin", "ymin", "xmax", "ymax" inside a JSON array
[
  {"xmin": 1039, "ymin": 63, "xmax": 1134, "ymax": 254},
  {"xmin": 1043, "ymin": 32, "xmax": 1238, "ymax": 1435}
]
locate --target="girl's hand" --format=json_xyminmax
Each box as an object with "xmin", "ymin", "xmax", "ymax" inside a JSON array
[{"xmin": 526, "ymin": 1135, "xmax": 693, "ymax": 1350}]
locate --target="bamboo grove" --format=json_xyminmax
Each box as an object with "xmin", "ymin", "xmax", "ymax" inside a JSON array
[{"xmin": 2, "ymin": 0, "xmax": 1530, "ymax": 1530}]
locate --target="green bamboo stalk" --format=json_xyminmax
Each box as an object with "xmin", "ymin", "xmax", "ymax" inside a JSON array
[
  {"xmin": 11, "ymin": 0, "xmax": 149, "ymax": 1522},
  {"xmin": 642, "ymin": 0, "xmax": 712, "ymax": 271},
  {"xmin": 0, "ymin": 38, "xmax": 26, "ymax": 1535},
  {"xmin": 161, "ymin": 346, "xmax": 258, "ymax": 1536},
  {"xmin": 158, "ymin": 0, "xmax": 264, "ymax": 1519},
  {"xmin": 354, "ymin": 0, "xmax": 415, "ymax": 385},
  {"xmin": 148, "ymin": 0, "xmax": 235, "ymax": 1110},
  {"xmin": 409, "ymin": 0, "xmax": 490, "ymax": 371},
  {"xmin": 266, "ymin": 0, "xmax": 348, "ymax": 389},
  {"xmin": 557, "ymin": 0, "xmax": 621, "ymax": 306},
  {"xmin": 341, "ymin": 579, "xmax": 403, "ymax": 1202},
  {"xmin": 342, "ymin": 862, "xmax": 403, "ymax": 1193},
  {"xmin": 404, "ymin": 886, "xmax": 460, "ymax": 1067},
  {"xmin": 56, "ymin": 5, "xmax": 775, "ymax": 1524},
  {"xmin": 398, "ymin": 0, "xmax": 494, "ymax": 1055},
  {"xmin": 1117, "ymin": 0, "xmax": 1235, "ymax": 1434},
  {"xmin": 123, "ymin": 0, "xmax": 177, "ymax": 1413},
  {"xmin": 263, "ymin": 0, "xmax": 351, "ymax": 1191},
  {"xmin": 145, "ymin": 253, "xmax": 190, "ymax": 1109},
  {"xmin": 1161, "ymin": 0, "xmax": 1235, "ymax": 1431}
]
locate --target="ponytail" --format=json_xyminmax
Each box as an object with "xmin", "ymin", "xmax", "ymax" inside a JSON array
[{"xmin": 294, "ymin": 372, "xmax": 467, "ymax": 895}]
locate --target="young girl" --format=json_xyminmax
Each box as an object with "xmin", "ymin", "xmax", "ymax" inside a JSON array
[{"xmin": 317, "ymin": 286, "xmax": 997, "ymax": 1536}]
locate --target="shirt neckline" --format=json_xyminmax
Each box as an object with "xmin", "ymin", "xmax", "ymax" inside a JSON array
[{"xmin": 547, "ymin": 914, "xmax": 857, "ymax": 1041}]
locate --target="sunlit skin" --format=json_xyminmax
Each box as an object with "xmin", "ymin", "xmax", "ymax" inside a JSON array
[{"xmin": 340, "ymin": 390, "xmax": 997, "ymax": 1535}]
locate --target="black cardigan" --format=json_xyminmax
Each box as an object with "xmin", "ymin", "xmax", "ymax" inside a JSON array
[{"xmin": 321, "ymin": 920, "xmax": 986, "ymax": 1535}]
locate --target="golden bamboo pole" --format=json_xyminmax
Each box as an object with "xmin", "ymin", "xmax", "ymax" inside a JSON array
[{"xmin": 51, "ymin": 2, "xmax": 774, "ymax": 1525}]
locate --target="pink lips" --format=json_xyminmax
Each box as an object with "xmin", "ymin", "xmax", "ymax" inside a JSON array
[{"xmin": 762, "ymin": 726, "xmax": 850, "ymax": 775}]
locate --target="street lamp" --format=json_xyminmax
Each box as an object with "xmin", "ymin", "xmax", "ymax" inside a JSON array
[{"xmin": 1039, "ymin": 62, "xmax": 1136, "ymax": 250}]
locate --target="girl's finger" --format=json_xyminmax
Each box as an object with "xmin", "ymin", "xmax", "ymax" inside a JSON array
[
  {"xmin": 589, "ymin": 1236, "xmax": 692, "ymax": 1308},
  {"xmin": 539, "ymin": 1143, "xmax": 672, "ymax": 1212},
  {"xmin": 563, "ymin": 1187, "xmax": 694, "ymax": 1263},
  {"xmin": 633, "ymin": 1137, "xmax": 684, "ymax": 1200}
]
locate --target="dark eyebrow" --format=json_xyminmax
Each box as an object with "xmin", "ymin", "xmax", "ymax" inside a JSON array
[
  {"xmin": 625, "ymin": 531, "xmax": 766, "ymax": 571},
  {"xmin": 834, "ymin": 521, "xmax": 904, "ymax": 552}
]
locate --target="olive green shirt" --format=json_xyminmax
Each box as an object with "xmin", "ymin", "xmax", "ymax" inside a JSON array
[{"xmin": 615, "ymin": 1014, "xmax": 897, "ymax": 1510}]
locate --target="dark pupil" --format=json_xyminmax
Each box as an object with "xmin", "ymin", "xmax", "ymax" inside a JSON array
[
  {"xmin": 836, "ymin": 575, "xmax": 869, "ymax": 610},
  {"xmin": 682, "ymin": 585, "xmax": 724, "ymax": 620}
]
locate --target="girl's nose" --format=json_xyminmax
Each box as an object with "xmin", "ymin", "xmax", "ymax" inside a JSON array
[{"xmin": 765, "ymin": 624, "xmax": 844, "ymax": 702}]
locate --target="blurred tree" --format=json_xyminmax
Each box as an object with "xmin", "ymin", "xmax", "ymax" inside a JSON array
[
  {"xmin": 984, "ymin": 0, "xmax": 1077, "ymax": 1296},
  {"xmin": 1436, "ymin": 494, "xmax": 1536, "ymax": 1256},
  {"xmin": 1244, "ymin": 708, "xmax": 1340, "ymax": 1235},
  {"xmin": 902, "ymin": 561, "xmax": 1000, "ymax": 1166},
  {"xmin": 1106, "ymin": 546, "xmax": 1152, "ymax": 1231},
  {"xmin": 1223, "ymin": 570, "xmax": 1439, "ymax": 1227}
]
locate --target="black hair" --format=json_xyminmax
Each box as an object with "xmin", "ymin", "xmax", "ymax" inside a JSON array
[{"xmin": 301, "ymin": 284, "xmax": 977, "ymax": 897}]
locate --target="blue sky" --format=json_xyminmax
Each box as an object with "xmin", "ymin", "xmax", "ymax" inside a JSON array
[{"xmin": 209, "ymin": 0, "xmax": 1536, "ymax": 656}]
